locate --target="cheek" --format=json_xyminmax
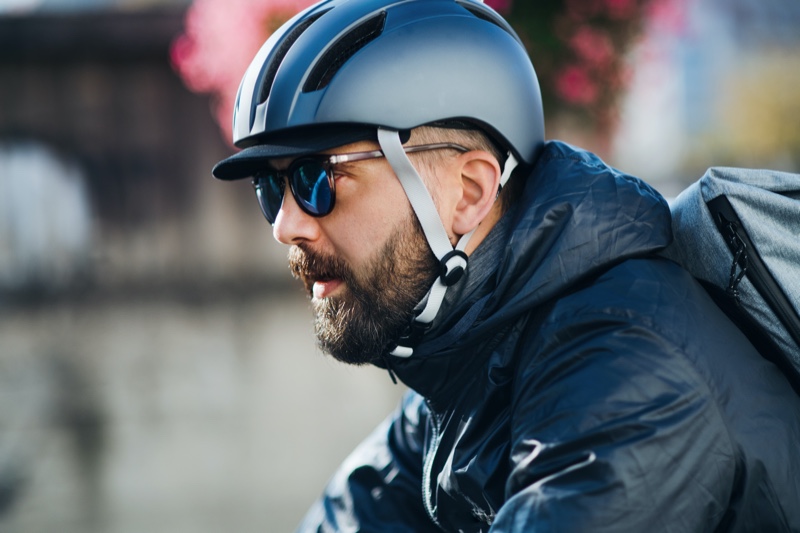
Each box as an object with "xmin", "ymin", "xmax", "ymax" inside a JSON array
[{"xmin": 326, "ymin": 175, "xmax": 413, "ymax": 265}]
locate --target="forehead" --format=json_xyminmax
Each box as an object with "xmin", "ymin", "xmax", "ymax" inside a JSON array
[{"xmin": 269, "ymin": 139, "xmax": 381, "ymax": 170}]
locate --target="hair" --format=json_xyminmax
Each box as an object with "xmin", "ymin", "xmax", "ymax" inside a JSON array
[{"xmin": 408, "ymin": 124, "xmax": 524, "ymax": 215}]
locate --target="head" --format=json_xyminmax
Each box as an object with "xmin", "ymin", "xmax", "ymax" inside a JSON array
[
  {"xmin": 212, "ymin": 0, "xmax": 544, "ymax": 362},
  {"xmin": 273, "ymin": 126, "xmax": 508, "ymax": 364}
]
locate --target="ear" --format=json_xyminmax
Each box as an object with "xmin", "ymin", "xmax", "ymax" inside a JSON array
[{"xmin": 451, "ymin": 151, "xmax": 502, "ymax": 236}]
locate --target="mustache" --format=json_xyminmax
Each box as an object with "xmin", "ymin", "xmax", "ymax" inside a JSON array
[{"xmin": 288, "ymin": 245, "xmax": 353, "ymax": 291}]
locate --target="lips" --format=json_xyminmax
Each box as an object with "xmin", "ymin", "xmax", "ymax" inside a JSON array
[
  {"xmin": 302, "ymin": 271, "xmax": 341, "ymax": 298},
  {"xmin": 289, "ymin": 246, "xmax": 350, "ymax": 299},
  {"xmin": 313, "ymin": 278, "xmax": 343, "ymax": 299}
]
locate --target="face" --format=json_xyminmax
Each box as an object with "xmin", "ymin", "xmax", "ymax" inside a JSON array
[{"xmin": 272, "ymin": 141, "xmax": 440, "ymax": 365}]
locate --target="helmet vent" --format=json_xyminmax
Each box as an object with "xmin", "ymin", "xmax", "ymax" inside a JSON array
[
  {"xmin": 303, "ymin": 11, "xmax": 387, "ymax": 93},
  {"xmin": 258, "ymin": 10, "xmax": 328, "ymax": 105},
  {"xmin": 455, "ymin": 1, "xmax": 506, "ymax": 31}
]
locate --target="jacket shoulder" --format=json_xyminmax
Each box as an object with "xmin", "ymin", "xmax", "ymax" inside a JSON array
[{"xmin": 504, "ymin": 256, "xmax": 800, "ymax": 530}]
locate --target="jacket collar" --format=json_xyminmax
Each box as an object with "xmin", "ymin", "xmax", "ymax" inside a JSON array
[{"xmin": 379, "ymin": 141, "xmax": 673, "ymax": 403}]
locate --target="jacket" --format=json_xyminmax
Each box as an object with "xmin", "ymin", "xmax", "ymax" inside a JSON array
[{"xmin": 297, "ymin": 141, "xmax": 800, "ymax": 532}]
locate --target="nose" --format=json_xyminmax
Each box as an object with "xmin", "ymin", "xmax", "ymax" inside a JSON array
[{"xmin": 272, "ymin": 186, "xmax": 322, "ymax": 245}]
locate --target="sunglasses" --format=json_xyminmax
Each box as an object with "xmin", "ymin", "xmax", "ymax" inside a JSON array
[{"xmin": 251, "ymin": 143, "xmax": 468, "ymax": 224}]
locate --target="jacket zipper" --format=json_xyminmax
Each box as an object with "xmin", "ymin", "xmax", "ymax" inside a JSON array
[
  {"xmin": 707, "ymin": 195, "xmax": 800, "ymax": 350},
  {"xmin": 423, "ymin": 404, "xmax": 445, "ymax": 530}
]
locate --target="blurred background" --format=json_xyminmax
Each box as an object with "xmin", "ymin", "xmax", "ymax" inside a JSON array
[{"xmin": 0, "ymin": 0, "xmax": 798, "ymax": 531}]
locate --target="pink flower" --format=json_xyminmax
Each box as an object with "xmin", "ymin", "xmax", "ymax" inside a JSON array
[
  {"xmin": 485, "ymin": 0, "xmax": 512, "ymax": 14},
  {"xmin": 555, "ymin": 65, "xmax": 599, "ymax": 105},
  {"xmin": 171, "ymin": 0, "xmax": 315, "ymax": 143},
  {"xmin": 646, "ymin": 0, "xmax": 688, "ymax": 34},
  {"xmin": 604, "ymin": 0, "xmax": 638, "ymax": 19},
  {"xmin": 569, "ymin": 26, "xmax": 614, "ymax": 67}
]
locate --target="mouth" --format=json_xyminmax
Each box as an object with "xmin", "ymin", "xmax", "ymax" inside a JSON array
[
  {"xmin": 289, "ymin": 246, "xmax": 349, "ymax": 300},
  {"xmin": 312, "ymin": 277, "xmax": 344, "ymax": 299}
]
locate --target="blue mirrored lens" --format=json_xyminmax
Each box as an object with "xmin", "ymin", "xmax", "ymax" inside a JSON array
[
  {"xmin": 292, "ymin": 161, "xmax": 332, "ymax": 216},
  {"xmin": 254, "ymin": 172, "xmax": 284, "ymax": 224}
]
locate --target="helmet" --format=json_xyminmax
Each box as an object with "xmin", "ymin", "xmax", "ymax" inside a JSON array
[
  {"xmin": 212, "ymin": 0, "xmax": 544, "ymax": 180},
  {"xmin": 213, "ymin": 0, "xmax": 545, "ymax": 357}
]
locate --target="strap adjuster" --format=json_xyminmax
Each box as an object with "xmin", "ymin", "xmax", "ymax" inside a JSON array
[{"xmin": 439, "ymin": 250, "xmax": 468, "ymax": 286}]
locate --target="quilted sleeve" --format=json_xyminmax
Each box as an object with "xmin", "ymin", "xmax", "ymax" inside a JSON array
[{"xmin": 296, "ymin": 390, "xmax": 439, "ymax": 532}]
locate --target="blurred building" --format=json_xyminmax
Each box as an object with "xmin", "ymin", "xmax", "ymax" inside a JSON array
[
  {"xmin": 0, "ymin": 1, "xmax": 289, "ymax": 300},
  {"xmin": 613, "ymin": 0, "xmax": 800, "ymax": 197}
]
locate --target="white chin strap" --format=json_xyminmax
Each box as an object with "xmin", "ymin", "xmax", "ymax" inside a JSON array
[{"xmin": 378, "ymin": 127, "xmax": 518, "ymax": 358}]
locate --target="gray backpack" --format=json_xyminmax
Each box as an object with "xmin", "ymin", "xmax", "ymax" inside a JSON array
[{"xmin": 661, "ymin": 167, "xmax": 800, "ymax": 389}]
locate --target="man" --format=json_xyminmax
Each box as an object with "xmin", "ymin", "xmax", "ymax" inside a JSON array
[{"xmin": 212, "ymin": 0, "xmax": 800, "ymax": 531}]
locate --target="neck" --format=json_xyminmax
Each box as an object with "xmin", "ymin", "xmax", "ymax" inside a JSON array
[{"xmin": 463, "ymin": 202, "xmax": 504, "ymax": 256}]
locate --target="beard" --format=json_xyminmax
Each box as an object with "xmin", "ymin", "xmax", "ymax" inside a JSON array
[{"xmin": 288, "ymin": 215, "xmax": 438, "ymax": 366}]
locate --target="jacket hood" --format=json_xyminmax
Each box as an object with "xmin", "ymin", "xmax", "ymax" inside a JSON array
[{"xmin": 383, "ymin": 141, "xmax": 673, "ymax": 399}]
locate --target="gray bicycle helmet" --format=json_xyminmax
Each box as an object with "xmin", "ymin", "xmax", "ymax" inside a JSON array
[
  {"xmin": 212, "ymin": 0, "xmax": 543, "ymax": 178},
  {"xmin": 213, "ymin": 0, "xmax": 545, "ymax": 357}
]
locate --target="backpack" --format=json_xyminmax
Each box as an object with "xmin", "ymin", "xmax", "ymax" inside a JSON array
[{"xmin": 661, "ymin": 167, "xmax": 800, "ymax": 391}]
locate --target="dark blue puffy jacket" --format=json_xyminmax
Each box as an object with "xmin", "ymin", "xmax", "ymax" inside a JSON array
[{"xmin": 297, "ymin": 141, "xmax": 800, "ymax": 532}]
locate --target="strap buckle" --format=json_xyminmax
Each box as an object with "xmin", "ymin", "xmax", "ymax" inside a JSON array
[{"xmin": 439, "ymin": 250, "xmax": 468, "ymax": 286}]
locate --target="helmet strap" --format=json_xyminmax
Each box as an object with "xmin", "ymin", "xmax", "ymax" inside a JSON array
[
  {"xmin": 500, "ymin": 151, "xmax": 519, "ymax": 189},
  {"xmin": 378, "ymin": 127, "xmax": 475, "ymax": 357}
]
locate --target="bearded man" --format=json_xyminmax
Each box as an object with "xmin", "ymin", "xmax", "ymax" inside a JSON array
[{"xmin": 211, "ymin": 0, "xmax": 800, "ymax": 531}]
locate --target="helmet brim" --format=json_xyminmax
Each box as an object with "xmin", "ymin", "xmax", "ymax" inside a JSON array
[{"xmin": 212, "ymin": 125, "xmax": 378, "ymax": 181}]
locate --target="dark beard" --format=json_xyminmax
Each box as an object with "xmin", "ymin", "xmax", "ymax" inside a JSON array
[{"xmin": 288, "ymin": 217, "xmax": 437, "ymax": 365}]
